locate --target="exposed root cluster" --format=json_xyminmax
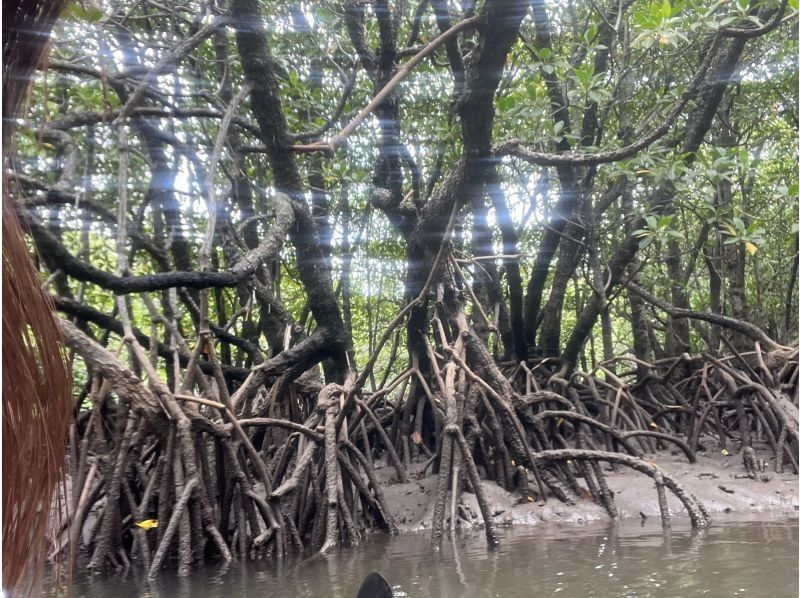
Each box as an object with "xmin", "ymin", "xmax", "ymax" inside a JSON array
[{"xmin": 54, "ymin": 293, "xmax": 798, "ymax": 578}]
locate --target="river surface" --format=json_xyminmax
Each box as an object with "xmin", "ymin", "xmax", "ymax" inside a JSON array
[{"xmin": 58, "ymin": 515, "xmax": 798, "ymax": 598}]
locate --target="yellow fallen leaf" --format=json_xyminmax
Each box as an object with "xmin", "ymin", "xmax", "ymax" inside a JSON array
[
  {"xmin": 556, "ymin": 418, "xmax": 565, "ymax": 428},
  {"xmin": 135, "ymin": 519, "xmax": 158, "ymax": 530},
  {"xmin": 721, "ymin": 449, "xmax": 730, "ymax": 456},
  {"xmin": 649, "ymin": 422, "xmax": 659, "ymax": 430},
  {"xmin": 745, "ymin": 242, "xmax": 757, "ymax": 255},
  {"xmin": 527, "ymin": 496, "xmax": 534, "ymax": 502}
]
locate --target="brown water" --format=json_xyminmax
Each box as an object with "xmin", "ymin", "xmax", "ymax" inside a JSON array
[{"xmin": 57, "ymin": 516, "xmax": 798, "ymax": 598}]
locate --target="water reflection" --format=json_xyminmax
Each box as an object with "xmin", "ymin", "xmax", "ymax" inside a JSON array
[{"xmin": 55, "ymin": 516, "xmax": 797, "ymax": 598}]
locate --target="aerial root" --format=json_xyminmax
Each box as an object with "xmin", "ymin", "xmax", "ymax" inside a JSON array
[{"xmin": 62, "ymin": 331, "xmax": 794, "ymax": 574}]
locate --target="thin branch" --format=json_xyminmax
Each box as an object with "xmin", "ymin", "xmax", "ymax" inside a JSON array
[
  {"xmin": 295, "ymin": 15, "xmax": 482, "ymax": 154},
  {"xmin": 495, "ymin": 35, "xmax": 724, "ymax": 166},
  {"xmin": 628, "ymin": 282, "xmax": 782, "ymax": 351}
]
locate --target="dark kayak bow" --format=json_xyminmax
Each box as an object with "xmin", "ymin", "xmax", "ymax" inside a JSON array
[{"xmin": 356, "ymin": 572, "xmax": 394, "ymax": 598}]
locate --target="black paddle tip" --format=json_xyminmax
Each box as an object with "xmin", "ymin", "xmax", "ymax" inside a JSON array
[{"xmin": 356, "ymin": 571, "xmax": 394, "ymax": 598}]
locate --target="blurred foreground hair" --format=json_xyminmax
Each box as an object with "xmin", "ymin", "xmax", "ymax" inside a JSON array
[{"xmin": 3, "ymin": 0, "xmax": 73, "ymax": 592}]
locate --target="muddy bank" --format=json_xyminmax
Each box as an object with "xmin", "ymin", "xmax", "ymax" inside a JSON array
[{"xmin": 379, "ymin": 444, "xmax": 799, "ymax": 532}]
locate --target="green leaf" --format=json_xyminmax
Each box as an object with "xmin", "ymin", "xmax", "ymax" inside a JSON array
[
  {"xmin": 660, "ymin": 0, "xmax": 672, "ymax": 20},
  {"xmin": 62, "ymin": 2, "xmax": 104, "ymax": 22},
  {"xmin": 746, "ymin": 222, "xmax": 763, "ymax": 235},
  {"xmin": 316, "ymin": 7, "xmax": 336, "ymax": 23}
]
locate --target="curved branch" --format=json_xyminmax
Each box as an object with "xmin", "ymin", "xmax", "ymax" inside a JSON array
[
  {"xmin": 521, "ymin": 390, "xmax": 576, "ymax": 410},
  {"xmin": 230, "ymin": 327, "xmax": 340, "ymax": 411},
  {"xmin": 531, "ymin": 410, "xmax": 642, "ymax": 456},
  {"xmin": 291, "ymin": 70, "xmax": 357, "ymax": 143},
  {"xmin": 297, "ymin": 14, "xmax": 482, "ymax": 153},
  {"xmin": 44, "ymin": 107, "xmax": 262, "ymax": 137},
  {"xmin": 533, "ymin": 448, "xmax": 709, "ymax": 527},
  {"xmin": 621, "ymin": 430, "xmax": 696, "ymax": 463},
  {"xmin": 720, "ymin": 0, "xmax": 791, "ymax": 38},
  {"xmin": 53, "ymin": 295, "xmax": 254, "ymax": 379},
  {"xmin": 59, "ymin": 319, "xmax": 161, "ymax": 417},
  {"xmin": 17, "ymin": 185, "xmax": 170, "ymax": 268},
  {"xmin": 20, "ymin": 204, "xmax": 296, "ymax": 294},
  {"xmin": 495, "ymin": 35, "xmax": 725, "ymax": 167},
  {"xmin": 116, "ymin": 16, "xmax": 230, "ymax": 122},
  {"xmin": 628, "ymin": 282, "xmax": 781, "ymax": 351},
  {"xmin": 238, "ymin": 418, "xmax": 323, "ymax": 442}
]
